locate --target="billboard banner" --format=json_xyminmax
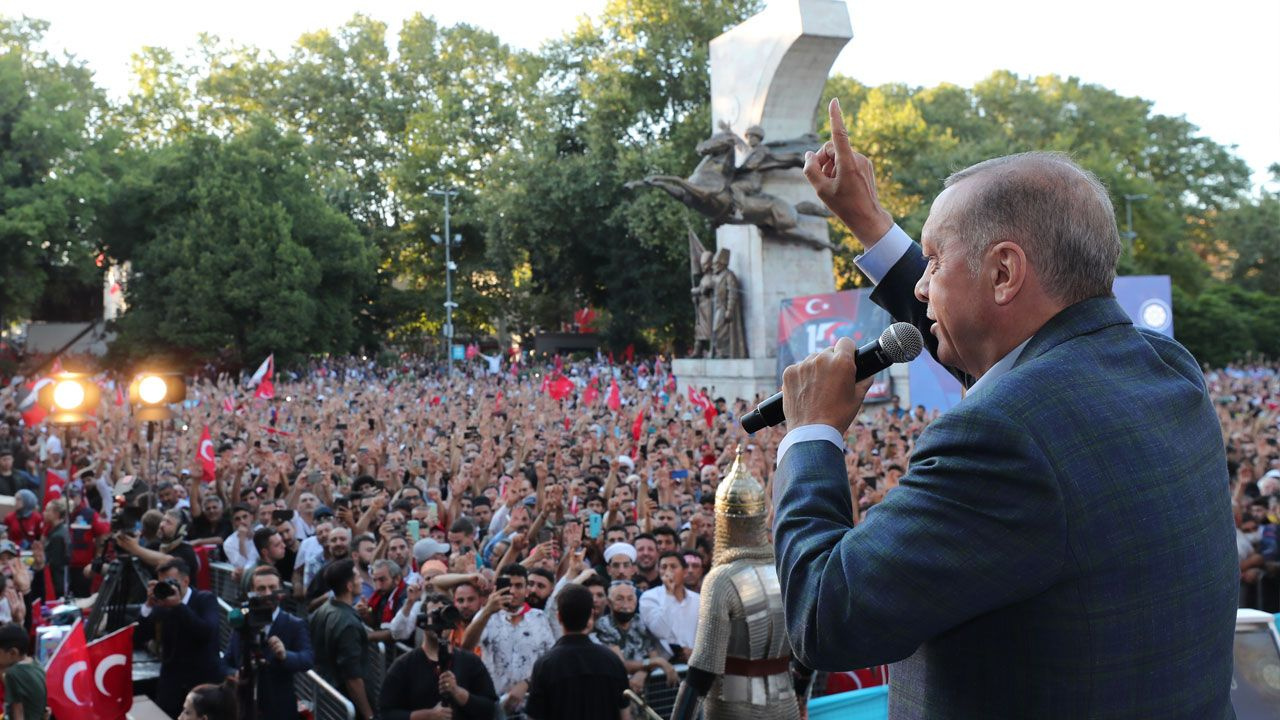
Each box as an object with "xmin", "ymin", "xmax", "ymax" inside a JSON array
[
  {"xmin": 779, "ymin": 275, "xmax": 1174, "ymax": 412},
  {"xmin": 777, "ymin": 289, "xmax": 894, "ymax": 402}
]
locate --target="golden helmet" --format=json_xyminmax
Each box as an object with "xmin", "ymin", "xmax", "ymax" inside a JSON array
[{"xmin": 715, "ymin": 446, "xmax": 766, "ymax": 518}]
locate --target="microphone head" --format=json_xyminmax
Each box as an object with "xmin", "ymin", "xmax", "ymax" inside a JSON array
[{"xmin": 879, "ymin": 322, "xmax": 924, "ymax": 363}]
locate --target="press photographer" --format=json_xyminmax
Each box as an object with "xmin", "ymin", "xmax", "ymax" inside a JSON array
[
  {"xmin": 380, "ymin": 595, "xmax": 497, "ymax": 720},
  {"xmin": 137, "ymin": 559, "xmax": 223, "ymax": 718},
  {"xmin": 224, "ymin": 566, "xmax": 314, "ymax": 719}
]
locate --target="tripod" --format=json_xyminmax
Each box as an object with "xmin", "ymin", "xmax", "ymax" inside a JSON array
[{"xmin": 85, "ymin": 539, "xmax": 152, "ymax": 641}]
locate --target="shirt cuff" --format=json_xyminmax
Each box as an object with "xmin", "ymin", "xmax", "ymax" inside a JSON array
[
  {"xmin": 776, "ymin": 425, "xmax": 846, "ymax": 469},
  {"xmin": 853, "ymin": 224, "xmax": 913, "ymax": 285}
]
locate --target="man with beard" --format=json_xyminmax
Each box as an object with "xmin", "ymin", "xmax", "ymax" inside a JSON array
[
  {"xmin": 386, "ymin": 535, "xmax": 417, "ymax": 584},
  {"xmin": 275, "ymin": 512, "xmax": 300, "ymax": 579},
  {"xmin": 189, "ymin": 495, "xmax": 232, "ymax": 546},
  {"xmin": 115, "ymin": 508, "xmax": 200, "ymax": 577},
  {"xmin": 306, "ymin": 526, "xmax": 352, "ymax": 608},
  {"xmin": 526, "ymin": 568, "xmax": 555, "ymax": 611},
  {"xmin": 240, "ymin": 527, "xmax": 287, "ymax": 595},
  {"xmin": 223, "ymin": 566, "xmax": 314, "ymax": 719},
  {"xmin": 380, "ymin": 594, "xmax": 498, "ymax": 720},
  {"xmin": 633, "ymin": 534, "xmax": 660, "ymax": 589},
  {"xmin": 363, "ymin": 559, "xmax": 407, "ymax": 642},
  {"xmin": 461, "ymin": 564, "xmax": 554, "ymax": 716},
  {"xmin": 296, "ymin": 518, "xmax": 333, "ymax": 590},
  {"xmin": 593, "ymin": 581, "xmax": 679, "ymax": 695}
]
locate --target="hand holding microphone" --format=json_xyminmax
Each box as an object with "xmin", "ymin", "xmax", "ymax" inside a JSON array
[{"xmin": 741, "ymin": 322, "xmax": 923, "ymax": 433}]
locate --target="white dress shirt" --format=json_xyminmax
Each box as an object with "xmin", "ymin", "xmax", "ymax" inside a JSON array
[
  {"xmin": 638, "ymin": 584, "xmax": 699, "ymax": 658},
  {"xmin": 223, "ymin": 530, "xmax": 259, "ymax": 570}
]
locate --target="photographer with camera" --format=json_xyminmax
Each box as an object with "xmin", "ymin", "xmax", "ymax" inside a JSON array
[
  {"xmin": 223, "ymin": 566, "xmax": 313, "ymax": 719},
  {"xmin": 380, "ymin": 594, "xmax": 497, "ymax": 720},
  {"xmin": 112, "ymin": 508, "xmax": 200, "ymax": 576},
  {"xmin": 138, "ymin": 559, "xmax": 223, "ymax": 718}
]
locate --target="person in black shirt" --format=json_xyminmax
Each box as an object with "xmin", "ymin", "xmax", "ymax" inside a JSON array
[
  {"xmin": 526, "ymin": 583, "xmax": 630, "ymax": 720},
  {"xmin": 188, "ymin": 494, "xmax": 233, "ymax": 547},
  {"xmin": 380, "ymin": 595, "xmax": 497, "ymax": 720}
]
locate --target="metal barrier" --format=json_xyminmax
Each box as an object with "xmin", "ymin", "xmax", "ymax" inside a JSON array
[
  {"xmin": 636, "ymin": 664, "xmax": 688, "ymax": 719},
  {"xmin": 365, "ymin": 641, "xmax": 387, "ymax": 707},
  {"xmin": 296, "ymin": 669, "xmax": 356, "ymax": 720},
  {"xmin": 209, "ymin": 561, "xmax": 240, "ymax": 606},
  {"xmin": 216, "ymin": 598, "xmax": 234, "ymax": 652}
]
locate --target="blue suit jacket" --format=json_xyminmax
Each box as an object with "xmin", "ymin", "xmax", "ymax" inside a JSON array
[
  {"xmin": 224, "ymin": 609, "xmax": 315, "ymax": 719},
  {"xmin": 138, "ymin": 588, "xmax": 226, "ymax": 716},
  {"xmin": 774, "ymin": 246, "xmax": 1238, "ymax": 719}
]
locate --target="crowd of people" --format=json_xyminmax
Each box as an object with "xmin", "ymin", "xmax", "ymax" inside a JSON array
[{"xmin": 0, "ymin": 351, "xmax": 1270, "ymax": 719}]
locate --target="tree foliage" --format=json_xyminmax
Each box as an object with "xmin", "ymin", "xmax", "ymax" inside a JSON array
[
  {"xmin": 101, "ymin": 122, "xmax": 376, "ymax": 365},
  {"xmin": 1, "ymin": 7, "xmax": 1275, "ymax": 365}
]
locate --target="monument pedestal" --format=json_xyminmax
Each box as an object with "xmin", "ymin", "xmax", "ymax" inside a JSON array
[{"xmin": 673, "ymin": 357, "xmax": 780, "ymax": 406}]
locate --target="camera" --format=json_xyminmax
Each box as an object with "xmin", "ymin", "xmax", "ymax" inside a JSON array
[
  {"xmin": 153, "ymin": 578, "xmax": 181, "ymax": 601},
  {"xmin": 109, "ymin": 496, "xmax": 142, "ymax": 534},
  {"xmin": 416, "ymin": 604, "xmax": 462, "ymax": 635}
]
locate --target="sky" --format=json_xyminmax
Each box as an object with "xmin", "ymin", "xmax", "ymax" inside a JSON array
[{"xmin": 11, "ymin": 0, "xmax": 1280, "ymax": 190}]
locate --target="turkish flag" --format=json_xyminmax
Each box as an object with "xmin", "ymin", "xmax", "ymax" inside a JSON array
[
  {"xmin": 251, "ymin": 354, "xmax": 275, "ymax": 400},
  {"xmin": 624, "ymin": 344, "xmax": 635, "ymax": 363},
  {"xmin": 688, "ymin": 386, "xmax": 710, "ymax": 410},
  {"xmin": 607, "ymin": 378, "xmax": 621, "ymax": 412},
  {"xmin": 18, "ymin": 377, "xmax": 52, "ymax": 427},
  {"xmin": 465, "ymin": 343, "xmax": 478, "ymax": 360},
  {"xmin": 222, "ymin": 396, "xmax": 235, "ymax": 413},
  {"xmin": 704, "ymin": 405, "xmax": 718, "ymax": 428},
  {"xmin": 113, "ymin": 384, "xmax": 125, "ymax": 407},
  {"xmin": 554, "ymin": 354, "xmax": 563, "ymax": 373},
  {"xmin": 87, "ymin": 624, "xmax": 135, "ymax": 719},
  {"xmin": 196, "ymin": 426, "xmax": 216, "ymax": 482},
  {"xmin": 631, "ymin": 408, "xmax": 645, "ymax": 441},
  {"xmin": 548, "ymin": 374, "xmax": 574, "ymax": 401},
  {"xmin": 43, "ymin": 468, "xmax": 67, "ymax": 506},
  {"xmin": 583, "ymin": 383, "xmax": 600, "ymax": 406},
  {"xmin": 494, "ymin": 391, "xmax": 504, "ymax": 412},
  {"xmin": 46, "ymin": 620, "xmax": 92, "ymax": 720}
]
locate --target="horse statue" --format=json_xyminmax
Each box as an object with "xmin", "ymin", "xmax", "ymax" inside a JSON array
[{"xmin": 625, "ymin": 123, "xmax": 836, "ymax": 251}]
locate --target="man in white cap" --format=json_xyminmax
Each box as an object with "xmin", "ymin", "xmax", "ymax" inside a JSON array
[
  {"xmin": 603, "ymin": 542, "xmax": 637, "ymax": 583},
  {"xmin": 413, "ymin": 538, "xmax": 451, "ymax": 568}
]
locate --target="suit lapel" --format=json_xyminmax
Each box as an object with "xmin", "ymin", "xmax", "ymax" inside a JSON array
[{"xmin": 1014, "ymin": 297, "xmax": 1133, "ymax": 369}]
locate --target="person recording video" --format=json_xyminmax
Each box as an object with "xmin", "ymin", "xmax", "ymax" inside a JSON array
[
  {"xmin": 380, "ymin": 593, "xmax": 497, "ymax": 720},
  {"xmin": 137, "ymin": 559, "xmax": 223, "ymax": 718},
  {"xmin": 223, "ymin": 566, "xmax": 313, "ymax": 719}
]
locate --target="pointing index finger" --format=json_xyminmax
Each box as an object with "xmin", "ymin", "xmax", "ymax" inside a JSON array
[{"xmin": 828, "ymin": 98, "xmax": 853, "ymax": 163}]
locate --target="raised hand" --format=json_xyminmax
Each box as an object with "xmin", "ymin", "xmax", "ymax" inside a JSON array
[{"xmin": 802, "ymin": 98, "xmax": 894, "ymax": 244}]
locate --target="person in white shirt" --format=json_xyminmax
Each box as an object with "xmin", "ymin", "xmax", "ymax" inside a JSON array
[
  {"xmin": 639, "ymin": 551, "xmax": 699, "ymax": 662},
  {"xmin": 222, "ymin": 504, "xmax": 259, "ymax": 570}
]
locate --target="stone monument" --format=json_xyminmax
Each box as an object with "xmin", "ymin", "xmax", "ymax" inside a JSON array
[{"xmin": 673, "ymin": 0, "xmax": 852, "ymax": 403}]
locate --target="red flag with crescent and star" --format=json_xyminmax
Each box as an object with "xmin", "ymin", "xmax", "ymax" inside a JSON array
[
  {"xmin": 251, "ymin": 354, "xmax": 275, "ymax": 400},
  {"xmin": 46, "ymin": 619, "xmax": 92, "ymax": 720},
  {"xmin": 87, "ymin": 624, "xmax": 135, "ymax": 719},
  {"xmin": 607, "ymin": 377, "xmax": 621, "ymax": 412},
  {"xmin": 196, "ymin": 425, "xmax": 216, "ymax": 482}
]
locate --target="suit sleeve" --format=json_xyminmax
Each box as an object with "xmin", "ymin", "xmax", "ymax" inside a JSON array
[
  {"xmin": 279, "ymin": 616, "xmax": 314, "ymax": 673},
  {"xmin": 868, "ymin": 242, "xmax": 974, "ymax": 388},
  {"xmin": 773, "ymin": 402, "xmax": 1067, "ymax": 670},
  {"xmin": 223, "ymin": 632, "xmax": 240, "ymax": 676},
  {"xmin": 153, "ymin": 592, "xmax": 219, "ymax": 645}
]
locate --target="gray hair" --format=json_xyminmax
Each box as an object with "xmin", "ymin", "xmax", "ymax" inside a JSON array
[
  {"xmin": 371, "ymin": 558, "xmax": 402, "ymax": 579},
  {"xmin": 943, "ymin": 151, "xmax": 1122, "ymax": 305}
]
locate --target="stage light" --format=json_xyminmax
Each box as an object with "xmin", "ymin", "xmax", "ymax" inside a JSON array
[
  {"xmin": 52, "ymin": 380, "xmax": 85, "ymax": 411},
  {"xmin": 129, "ymin": 372, "xmax": 187, "ymax": 422},
  {"xmin": 36, "ymin": 372, "xmax": 101, "ymax": 425},
  {"xmin": 138, "ymin": 376, "xmax": 168, "ymax": 405}
]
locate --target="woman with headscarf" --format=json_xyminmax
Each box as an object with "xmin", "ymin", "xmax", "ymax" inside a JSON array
[{"xmin": 3, "ymin": 490, "xmax": 44, "ymax": 549}]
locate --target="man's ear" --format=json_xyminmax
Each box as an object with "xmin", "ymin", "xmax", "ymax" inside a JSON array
[{"xmin": 988, "ymin": 241, "xmax": 1027, "ymax": 306}]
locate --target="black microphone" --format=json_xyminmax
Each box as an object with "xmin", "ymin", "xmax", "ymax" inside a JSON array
[{"xmin": 740, "ymin": 322, "xmax": 924, "ymax": 433}]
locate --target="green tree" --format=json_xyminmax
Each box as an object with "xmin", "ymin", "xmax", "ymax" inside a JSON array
[
  {"xmin": 0, "ymin": 18, "xmax": 110, "ymax": 325},
  {"xmin": 102, "ymin": 121, "xmax": 376, "ymax": 365}
]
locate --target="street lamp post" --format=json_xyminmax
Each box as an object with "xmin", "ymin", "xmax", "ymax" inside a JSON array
[
  {"xmin": 1122, "ymin": 194, "xmax": 1148, "ymax": 254},
  {"xmin": 429, "ymin": 188, "xmax": 462, "ymax": 376}
]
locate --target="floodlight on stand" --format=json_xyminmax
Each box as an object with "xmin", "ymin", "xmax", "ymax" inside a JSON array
[
  {"xmin": 36, "ymin": 372, "xmax": 101, "ymax": 425},
  {"xmin": 129, "ymin": 372, "xmax": 186, "ymax": 421}
]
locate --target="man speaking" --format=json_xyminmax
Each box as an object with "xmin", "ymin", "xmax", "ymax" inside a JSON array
[{"xmin": 771, "ymin": 99, "xmax": 1237, "ymax": 719}]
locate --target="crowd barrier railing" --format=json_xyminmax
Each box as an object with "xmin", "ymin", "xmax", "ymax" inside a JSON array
[
  {"xmin": 296, "ymin": 669, "xmax": 356, "ymax": 720},
  {"xmin": 636, "ymin": 663, "xmax": 688, "ymax": 719}
]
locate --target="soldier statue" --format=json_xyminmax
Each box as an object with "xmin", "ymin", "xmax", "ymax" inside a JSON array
[
  {"xmin": 671, "ymin": 447, "xmax": 802, "ymax": 720},
  {"xmin": 711, "ymin": 248, "xmax": 747, "ymax": 358}
]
